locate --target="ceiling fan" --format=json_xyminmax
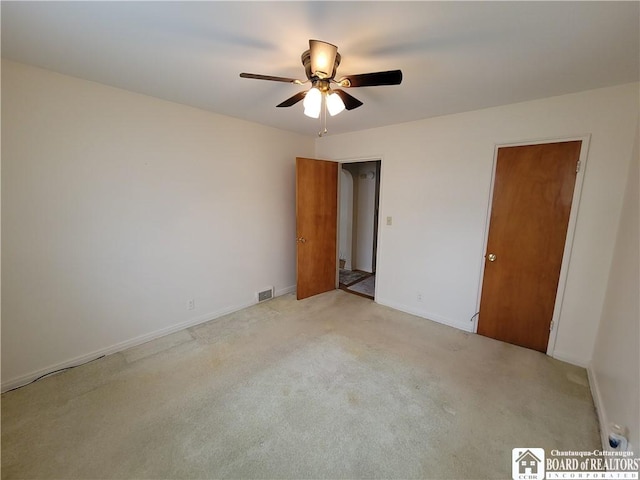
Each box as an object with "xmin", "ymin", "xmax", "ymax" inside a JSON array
[{"xmin": 240, "ymin": 40, "xmax": 403, "ymax": 124}]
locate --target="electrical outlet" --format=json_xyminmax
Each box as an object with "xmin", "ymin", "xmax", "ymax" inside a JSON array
[
  {"xmin": 417, "ymin": 293, "xmax": 422, "ymax": 302},
  {"xmin": 187, "ymin": 299, "xmax": 195, "ymax": 310}
]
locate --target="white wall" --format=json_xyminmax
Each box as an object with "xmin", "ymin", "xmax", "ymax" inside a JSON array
[
  {"xmin": 589, "ymin": 125, "xmax": 639, "ymax": 452},
  {"xmin": 1, "ymin": 60, "xmax": 314, "ymax": 389},
  {"xmin": 316, "ymin": 83, "xmax": 638, "ymax": 366},
  {"xmin": 355, "ymin": 162, "xmax": 377, "ymax": 273},
  {"xmin": 339, "ymin": 169, "xmax": 353, "ymax": 270}
]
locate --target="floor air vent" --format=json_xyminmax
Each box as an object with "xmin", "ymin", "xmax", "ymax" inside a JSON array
[{"xmin": 257, "ymin": 288, "xmax": 274, "ymax": 302}]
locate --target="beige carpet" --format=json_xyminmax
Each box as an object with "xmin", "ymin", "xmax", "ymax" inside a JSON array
[{"xmin": 1, "ymin": 290, "xmax": 600, "ymax": 479}]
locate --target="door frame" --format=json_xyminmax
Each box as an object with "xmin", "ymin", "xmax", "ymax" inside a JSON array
[
  {"xmin": 473, "ymin": 135, "xmax": 591, "ymax": 356},
  {"xmin": 337, "ymin": 155, "xmax": 385, "ymax": 301}
]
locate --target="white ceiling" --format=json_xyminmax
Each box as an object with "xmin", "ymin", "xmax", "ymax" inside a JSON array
[{"xmin": 2, "ymin": 1, "xmax": 638, "ymax": 137}]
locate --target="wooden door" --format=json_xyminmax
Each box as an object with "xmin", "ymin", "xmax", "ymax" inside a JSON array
[
  {"xmin": 296, "ymin": 157, "xmax": 338, "ymax": 300},
  {"xmin": 477, "ymin": 141, "xmax": 581, "ymax": 352}
]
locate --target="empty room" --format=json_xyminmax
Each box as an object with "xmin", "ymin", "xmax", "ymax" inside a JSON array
[{"xmin": 1, "ymin": 2, "xmax": 638, "ymax": 479}]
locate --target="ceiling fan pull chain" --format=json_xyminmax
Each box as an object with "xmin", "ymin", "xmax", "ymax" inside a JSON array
[{"xmin": 319, "ymin": 95, "xmax": 328, "ymax": 137}]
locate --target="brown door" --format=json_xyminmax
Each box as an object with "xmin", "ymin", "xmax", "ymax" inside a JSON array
[
  {"xmin": 296, "ymin": 157, "xmax": 339, "ymax": 300},
  {"xmin": 477, "ymin": 141, "xmax": 581, "ymax": 352}
]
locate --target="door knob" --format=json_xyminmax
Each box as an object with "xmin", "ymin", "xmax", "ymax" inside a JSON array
[
  {"xmin": 297, "ymin": 237, "xmax": 306, "ymax": 243},
  {"xmin": 487, "ymin": 253, "xmax": 496, "ymax": 262}
]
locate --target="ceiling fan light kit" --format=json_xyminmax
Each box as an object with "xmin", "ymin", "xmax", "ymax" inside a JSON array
[
  {"xmin": 326, "ymin": 91, "xmax": 346, "ymax": 116},
  {"xmin": 240, "ymin": 39, "xmax": 403, "ymax": 135},
  {"xmin": 308, "ymin": 40, "xmax": 339, "ymax": 79},
  {"xmin": 303, "ymin": 87, "xmax": 322, "ymax": 118}
]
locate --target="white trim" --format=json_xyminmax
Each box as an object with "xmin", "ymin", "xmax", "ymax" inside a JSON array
[
  {"xmin": 374, "ymin": 159, "xmax": 384, "ymax": 302},
  {"xmin": 336, "ymin": 154, "xmax": 386, "ymax": 165},
  {"xmin": 275, "ymin": 284, "xmax": 296, "ymax": 297},
  {"xmin": 1, "ymin": 285, "xmax": 296, "ymax": 393},
  {"xmin": 473, "ymin": 145, "xmax": 500, "ymax": 332},
  {"xmin": 473, "ymin": 135, "xmax": 591, "ymax": 359},
  {"xmin": 552, "ymin": 350, "xmax": 590, "ymax": 368},
  {"xmin": 335, "ymin": 162, "xmax": 342, "ymax": 288},
  {"xmin": 547, "ymin": 136, "xmax": 591, "ymax": 355},
  {"xmin": 587, "ymin": 363, "xmax": 610, "ymax": 451},
  {"xmin": 376, "ymin": 297, "xmax": 474, "ymax": 332}
]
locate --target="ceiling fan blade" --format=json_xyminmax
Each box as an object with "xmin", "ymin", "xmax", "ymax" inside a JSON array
[
  {"xmin": 339, "ymin": 70, "xmax": 403, "ymax": 88},
  {"xmin": 276, "ymin": 91, "xmax": 307, "ymax": 108},
  {"xmin": 333, "ymin": 89, "xmax": 363, "ymax": 111},
  {"xmin": 240, "ymin": 73, "xmax": 299, "ymax": 83}
]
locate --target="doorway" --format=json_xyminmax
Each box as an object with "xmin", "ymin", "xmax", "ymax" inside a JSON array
[
  {"xmin": 477, "ymin": 140, "xmax": 584, "ymax": 353},
  {"xmin": 338, "ymin": 160, "xmax": 381, "ymax": 299}
]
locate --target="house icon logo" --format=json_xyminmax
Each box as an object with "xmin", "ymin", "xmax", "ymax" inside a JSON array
[{"xmin": 512, "ymin": 448, "xmax": 545, "ymax": 480}]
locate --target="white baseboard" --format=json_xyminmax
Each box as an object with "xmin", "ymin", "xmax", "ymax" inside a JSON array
[
  {"xmin": 1, "ymin": 285, "xmax": 297, "ymax": 393},
  {"xmin": 551, "ymin": 350, "xmax": 589, "ymax": 367},
  {"xmin": 275, "ymin": 285, "xmax": 296, "ymax": 297},
  {"xmin": 375, "ymin": 299, "xmax": 589, "ymax": 365},
  {"xmin": 587, "ymin": 363, "xmax": 610, "ymax": 452},
  {"xmin": 375, "ymin": 298, "xmax": 474, "ymax": 333}
]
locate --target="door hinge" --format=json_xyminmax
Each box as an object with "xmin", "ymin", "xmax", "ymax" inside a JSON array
[
  {"xmin": 576, "ymin": 160, "xmax": 581, "ymax": 173},
  {"xmin": 550, "ymin": 320, "xmax": 555, "ymax": 332}
]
